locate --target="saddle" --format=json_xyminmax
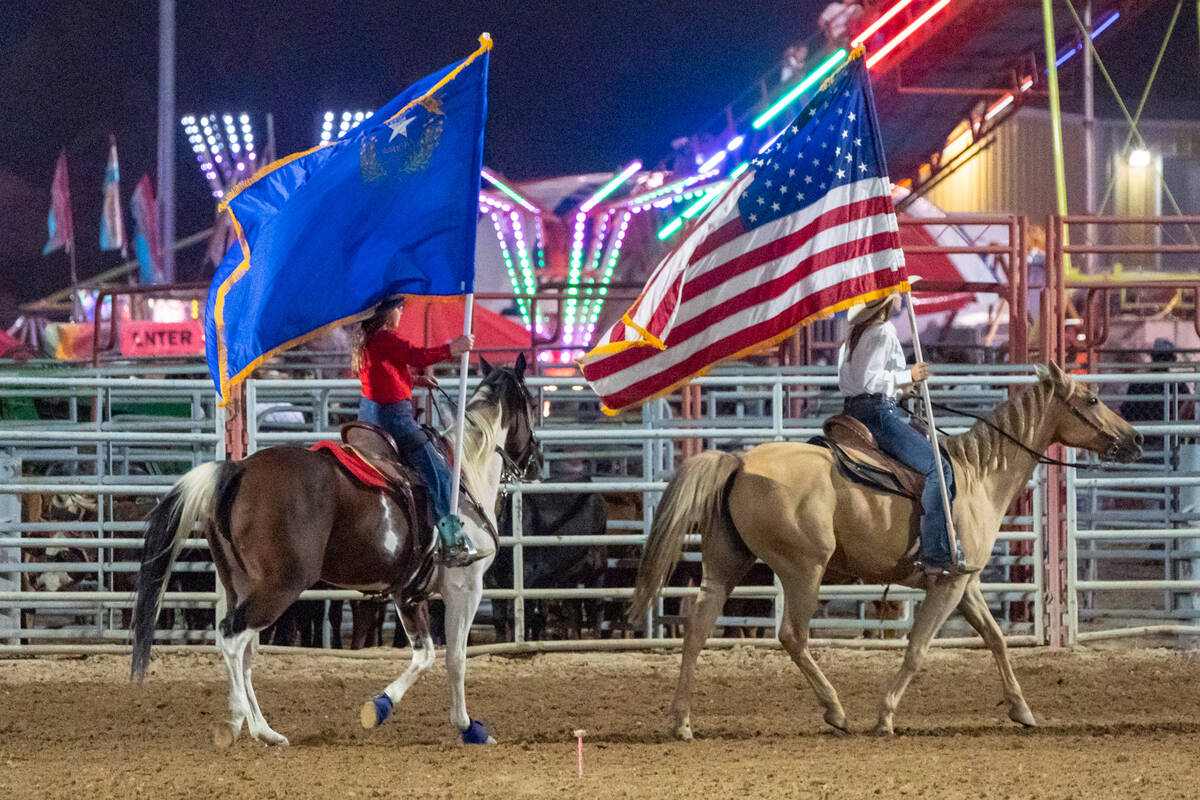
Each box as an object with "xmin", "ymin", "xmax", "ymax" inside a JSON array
[
  {"xmin": 814, "ymin": 415, "xmax": 926, "ymax": 502},
  {"xmin": 337, "ymin": 422, "xmax": 499, "ymax": 577},
  {"xmin": 330, "ymin": 423, "xmax": 438, "ymax": 605}
]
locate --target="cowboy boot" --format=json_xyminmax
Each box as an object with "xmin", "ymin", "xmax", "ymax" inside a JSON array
[{"xmin": 437, "ymin": 514, "xmax": 486, "ymax": 567}]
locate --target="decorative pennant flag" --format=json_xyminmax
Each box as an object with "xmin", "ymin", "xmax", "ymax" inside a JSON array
[
  {"xmin": 203, "ymin": 209, "xmax": 237, "ymax": 268},
  {"xmin": 580, "ymin": 51, "xmax": 909, "ymax": 414},
  {"xmin": 130, "ymin": 174, "xmax": 164, "ymax": 285},
  {"xmin": 100, "ymin": 135, "xmax": 128, "ymax": 257},
  {"xmin": 43, "ymin": 150, "xmax": 74, "ymax": 256},
  {"xmin": 204, "ymin": 35, "xmax": 491, "ymax": 404}
]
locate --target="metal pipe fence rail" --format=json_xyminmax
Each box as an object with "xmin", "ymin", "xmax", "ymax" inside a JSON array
[
  {"xmin": 0, "ymin": 370, "xmax": 1050, "ymax": 651},
  {"xmin": 4, "ymin": 367, "xmax": 1191, "ymax": 651},
  {"xmin": 1060, "ymin": 371, "xmax": 1200, "ymax": 643}
]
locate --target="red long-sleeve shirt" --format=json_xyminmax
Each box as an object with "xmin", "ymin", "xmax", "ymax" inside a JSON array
[{"xmin": 358, "ymin": 330, "xmax": 452, "ymax": 403}]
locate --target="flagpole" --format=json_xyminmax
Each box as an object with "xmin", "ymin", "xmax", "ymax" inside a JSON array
[
  {"xmin": 903, "ymin": 289, "xmax": 959, "ymax": 560},
  {"xmin": 449, "ymin": 293, "xmax": 474, "ymax": 517}
]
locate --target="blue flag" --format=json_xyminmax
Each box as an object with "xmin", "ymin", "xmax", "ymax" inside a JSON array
[{"xmin": 205, "ymin": 35, "xmax": 491, "ymax": 403}]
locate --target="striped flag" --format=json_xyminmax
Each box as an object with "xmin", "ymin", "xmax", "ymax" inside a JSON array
[
  {"xmin": 42, "ymin": 150, "xmax": 74, "ymax": 256},
  {"xmin": 580, "ymin": 52, "xmax": 909, "ymax": 414},
  {"xmin": 100, "ymin": 136, "xmax": 128, "ymax": 257},
  {"xmin": 130, "ymin": 174, "xmax": 163, "ymax": 284}
]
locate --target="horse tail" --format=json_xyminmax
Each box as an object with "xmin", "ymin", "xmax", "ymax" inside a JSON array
[
  {"xmin": 629, "ymin": 450, "xmax": 741, "ymax": 623},
  {"xmin": 131, "ymin": 460, "xmax": 240, "ymax": 683}
]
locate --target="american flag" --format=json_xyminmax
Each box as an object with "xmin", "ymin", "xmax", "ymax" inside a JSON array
[{"xmin": 580, "ymin": 54, "xmax": 909, "ymax": 413}]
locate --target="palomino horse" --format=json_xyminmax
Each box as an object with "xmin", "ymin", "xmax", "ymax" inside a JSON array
[
  {"xmin": 631, "ymin": 364, "xmax": 1142, "ymax": 737},
  {"xmin": 131, "ymin": 355, "xmax": 540, "ymax": 747}
]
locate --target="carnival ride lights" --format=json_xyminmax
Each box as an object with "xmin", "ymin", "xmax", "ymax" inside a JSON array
[
  {"xmin": 1050, "ymin": 11, "xmax": 1119, "ymax": 69},
  {"xmin": 562, "ymin": 160, "xmax": 642, "ymax": 346},
  {"xmin": 851, "ymin": 0, "xmax": 914, "ymax": 47},
  {"xmin": 320, "ymin": 110, "xmax": 373, "ymax": 143},
  {"xmin": 656, "ymin": 0, "xmax": 967, "ymax": 243},
  {"xmin": 865, "ymin": 0, "xmax": 951, "ymax": 69},
  {"xmin": 752, "ymin": 49, "xmax": 849, "ymax": 130},
  {"xmin": 181, "ymin": 112, "xmax": 257, "ymax": 199},
  {"xmin": 481, "ymin": 168, "xmax": 540, "ymax": 213}
]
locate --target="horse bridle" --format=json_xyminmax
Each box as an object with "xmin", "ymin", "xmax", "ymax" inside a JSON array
[
  {"xmin": 925, "ymin": 389, "xmax": 1123, "ymax": 469},
  {"xmin": 496, "ymin": 374, "xmax": 542, "ymax": 484}
]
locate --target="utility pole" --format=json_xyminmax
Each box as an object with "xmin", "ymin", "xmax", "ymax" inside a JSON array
[
  {"xmin": 1083, "ymin": 1, "xmax": 1097, "ymax": 272},
  {"xmin": 157, "ymin": 0, "xmax": 176, "ymax": 283}
]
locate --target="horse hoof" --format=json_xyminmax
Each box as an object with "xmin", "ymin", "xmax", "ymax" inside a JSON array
[
  {"xmin": 873, "ymin": 722, "xmax": 895, "ymax": 737},
  {"xmin": 461, "ymin": 719, "xmax": 493, "ymax": 745},
  {"xmin": 361, "ymin": 694, "xmax": 393, "ymax": 729},
  {"xmin": 256, "ymin": 729, "xmax": 290, "ymax": 747},
  {"xmin": 674, "ymin": 723, "xmax": 694, "ymax": 741},
  {"xmin": 213, "ymin": 724, "xmax": 236, "ymax": 750},
  {"xmin": 1009, "ymin": 704, "xmax": 1037, "ymax": 728},
  {"xmin": 824, "ymin": 708, "xmax": 849, "ymax": 733}
]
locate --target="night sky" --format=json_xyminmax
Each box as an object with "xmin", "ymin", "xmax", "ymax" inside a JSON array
[
  {"xmin": 0, "ymin": 0, "xmax": 821, "ymax": 317},
  {"xmin": 0, "ymin": 1, "xmax": 1195, "ymax": 323}
]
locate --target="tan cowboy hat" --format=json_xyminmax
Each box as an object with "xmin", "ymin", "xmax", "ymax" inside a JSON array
[{"xmin": 845, "ymin": 276, "xmax": 921, "ymax": 324}]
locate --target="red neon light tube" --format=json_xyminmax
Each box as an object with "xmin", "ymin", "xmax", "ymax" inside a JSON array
[
  {"xmin": 866, "ymin": 0, "xmax": 952, "ymax": 69},
  {"xmin": 851, "ymin": 0, "xmax": 914, "ymax": 48}
]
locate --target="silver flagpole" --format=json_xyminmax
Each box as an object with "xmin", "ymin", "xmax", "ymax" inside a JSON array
[
  {"xmin": 903, "ymin": 289, "xmax": 959, "ymax": 558},
  {"xmin": 449, "ymin": 293, "xmax": 474, "ymax": 516}
]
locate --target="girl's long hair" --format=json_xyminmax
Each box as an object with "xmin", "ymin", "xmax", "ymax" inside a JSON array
[
  {"xmin": 845, "ymin": 295, "xmax": 898, "ymax": 359},
  {"xmin": 350, "ymin": 298, "xmax": 404, "ymax": 372}
]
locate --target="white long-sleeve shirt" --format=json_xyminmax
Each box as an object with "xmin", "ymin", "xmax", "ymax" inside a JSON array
[{"xmin": 837, "ymin": 321, "xmax": 914, "ymax": 398}]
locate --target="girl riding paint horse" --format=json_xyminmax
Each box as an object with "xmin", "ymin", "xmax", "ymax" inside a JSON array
[
  {"xmin": 632, "ymin": 363, "xmax": 1142, "ymax": 738},
  {"xmin": 352, "ymin": 297, "xmax": 480, "ymax": 567},
  {"xmin": 131, "ymin": 356, "xmax": 540, "ymax": 747}
]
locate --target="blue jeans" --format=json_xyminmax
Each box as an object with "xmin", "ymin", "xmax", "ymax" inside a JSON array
[
  {"xmin": 358, "ymin": 397, "xmax": 452, "ymax": 520},
  {"xmin": 843, "ymin": 394, "xmax": 956, "ymax": 565}
]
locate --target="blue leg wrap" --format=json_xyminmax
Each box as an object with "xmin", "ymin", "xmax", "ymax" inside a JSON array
[
  {"xmin": 371, "ymin": 693, "xmax": 394, "ymax": 726},
  {"xmin": 461, "ymin": 719, "xmax": 490, "ymax": 744}
]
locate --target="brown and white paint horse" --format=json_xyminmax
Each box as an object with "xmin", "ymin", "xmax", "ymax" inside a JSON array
[
  {"xmin": 632, "ymin": 364, "xmax": 1142, "ymax": 737},
  {"xmin": 132, "ymin": 356, "xmax": 539, "ymax": 747}
]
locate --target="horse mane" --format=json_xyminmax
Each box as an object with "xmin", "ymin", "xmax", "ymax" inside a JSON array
[
  {"xmin": 450, "ymin": 369, "xmax": 520, "ymax": 498},
  {"xmin": 942, "ymin": 378, "xmax": 1053, "ymax": 475}
]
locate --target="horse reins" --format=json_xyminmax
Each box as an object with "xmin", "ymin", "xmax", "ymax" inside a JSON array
[{"xmin": 914, "ymin": 399, "xmax": 1115, "ymax": 470}]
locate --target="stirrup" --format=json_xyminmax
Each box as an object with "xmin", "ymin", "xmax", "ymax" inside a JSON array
[{"xmin": 437, "ymin": 515, "xmax": 487, "ymax": 567}]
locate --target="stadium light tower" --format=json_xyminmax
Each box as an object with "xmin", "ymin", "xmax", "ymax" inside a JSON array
[
  {"xmin": 181, "ymin": 112, "xmax": 260, "ymax": 199},
  {"xmin": 320, "ymin": 110, "xmax": 373, "ymax": 144}
]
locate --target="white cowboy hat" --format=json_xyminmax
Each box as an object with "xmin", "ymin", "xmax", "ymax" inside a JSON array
[{"xmin": 845, "ymin": 275, "xmax": 921, "ymax": 324}]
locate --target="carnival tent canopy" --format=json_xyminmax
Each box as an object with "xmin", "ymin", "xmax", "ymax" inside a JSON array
[{"xmin": 395, "ymin": 296, "xmax": 531, "ymax": 364}]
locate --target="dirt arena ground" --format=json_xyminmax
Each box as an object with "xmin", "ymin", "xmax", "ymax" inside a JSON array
[{"xmin": 2, "ymin": 645, "xmax": 1199, "ymax": 799}]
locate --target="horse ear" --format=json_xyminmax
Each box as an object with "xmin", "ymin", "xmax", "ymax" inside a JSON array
[
  {"xmin": 478, "ymin": 355, "xmax": 493, "ymax": 378},
  {"xmin": 515, "ymin": 352, "xmax": 527, "ymax": 376},
  {"xmin": 1035, "ymin": 363, "xmax": 1051, "ymax": 383}
]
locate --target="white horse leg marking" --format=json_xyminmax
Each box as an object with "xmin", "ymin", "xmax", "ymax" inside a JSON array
[
  {"xmin": 379, "ymin": 495, "xmax": 400, "ymax": 556},
  {"xmin": 240, "ymin": 635, "xmax": 288, "ymax": 746},
  {"xmin": 215, "ymin": 628, "xmax": 255, "ymax": 747},
  {"xmin": 383, "ymin": 614, "xmax": 435, "ymax": 703},
  {"xmin": 440, "ymin": 555, "xmax": 492, "ymax": 739}
]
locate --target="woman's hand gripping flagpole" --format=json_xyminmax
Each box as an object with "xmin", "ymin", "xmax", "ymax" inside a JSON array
[{"xmin": 903, "ymin": 289, "xmax": 960, "ymax": 565}]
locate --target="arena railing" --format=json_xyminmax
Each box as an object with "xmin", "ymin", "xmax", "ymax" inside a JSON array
[
  {"xmin": 1065, "ymin": 372, "xmax": 1200, "ymax": 644},
  {"xmin": 1, "ymin": 368, "xmax": 1063, "ymax": 652}
]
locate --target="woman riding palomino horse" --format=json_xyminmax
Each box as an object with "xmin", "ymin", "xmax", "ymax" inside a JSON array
[
  {"xmin": 632, "ymin": 361, "xmax": 1141, "ymax": 738},
  {"xmin": 131, "ymin": 355, "xmax": 540, "ymax": 747},
  {"xmin": 352, "ymin": 297, "xmax": 481, "ymax": 567},
  {"xmin": 838, "ymin": 291, "xmax": 971, "ymax": 578}
]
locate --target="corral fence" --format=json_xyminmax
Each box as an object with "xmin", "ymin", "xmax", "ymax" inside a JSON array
[{"xmin": 5, "ymin": 364, "xmax": 1196, "ymax": 654}]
